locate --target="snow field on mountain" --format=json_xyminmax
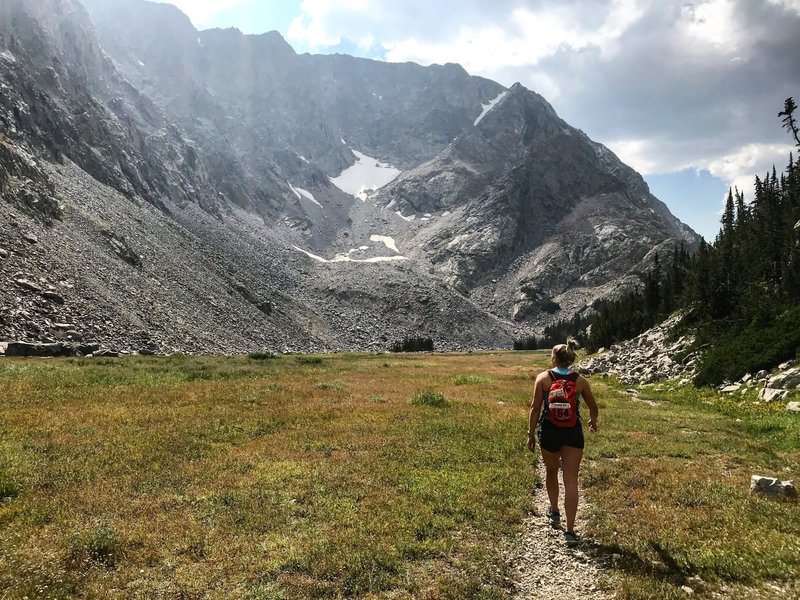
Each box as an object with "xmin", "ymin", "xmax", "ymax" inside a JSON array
[
  {"xmin": 292, "ymin": 246, "xmax": 407, "ymax": 263},
  {"xmin": 474, "ymin": 91, "xmax": 508, "ymax": 126},
  {"xmin": 329, "ymin": 149, "xmax": 401, "ymax": 200},
  {"xmin": 370, "ymin": 235, "xmax": 399, "ymax": 253},
  {"xmin": 288, "ymin": 182, "xmax": 322, "ymax": 208}
]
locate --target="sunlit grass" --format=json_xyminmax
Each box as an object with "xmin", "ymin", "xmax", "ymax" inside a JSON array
[
  {"xmin": 1, "ymin": 352, "xmax": 797, "ymax": 598},
  {"xmin": 582, "ymin": 376, "xmax": 800, "ymax": 598},
  {"xmin": 0, "ymin": 352, "xmax": 542, "ymax": 598}
]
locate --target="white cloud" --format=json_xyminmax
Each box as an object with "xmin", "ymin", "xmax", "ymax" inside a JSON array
[
  {"xmin": 604, "ymin": 138, "xmax": 665, "ymax": 175},
  {"xmin": 679, "ymin": 0, "xmax": 741, "ymax": 49},
  {"xmin": 707, "ymin": 142, "xmax": 795, "ymax": 202},
  {"xmin": 767, "ymin": 0, "xmax": 800, "ymax": 14}
]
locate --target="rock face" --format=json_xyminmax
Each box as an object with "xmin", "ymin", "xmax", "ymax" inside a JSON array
[{"xmin": 0, "ymin": 0, "xmax": 701, "ymax": 354}]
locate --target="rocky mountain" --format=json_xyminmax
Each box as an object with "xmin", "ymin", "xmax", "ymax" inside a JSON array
[{"xmin": 0, "ymin": 0, "xmax": 700, "ymax": 355}]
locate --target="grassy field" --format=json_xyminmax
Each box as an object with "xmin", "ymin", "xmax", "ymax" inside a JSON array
[{"xmin": 0, "ymin": 351, "xmax": 798, "ymax": 599}]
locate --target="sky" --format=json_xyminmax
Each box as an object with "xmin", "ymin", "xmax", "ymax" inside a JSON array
[{"xmin": 163, "ymin": 0, "xmax": 800, "ymax": 241}]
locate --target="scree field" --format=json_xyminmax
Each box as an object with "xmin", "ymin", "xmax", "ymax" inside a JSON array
[{"xmin": 0, "ymin": 352, "xmax": 797, "ymax": 599}]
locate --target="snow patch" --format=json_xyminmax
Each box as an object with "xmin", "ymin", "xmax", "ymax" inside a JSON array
[
  {"xmin": 293, "ymin": 246, "xmax": 407, "ymax": 264},
  {"xmin": 288, "ymin": 182, "xmax": 322, "ymax": 208},
  {"xmin": 329, "ymin": 150, "xmax": 401, "ymax": 200},
  {"xmin": 474, "ymin": 91, "xmax": 507, "ymax": 126},
  {"xmin": 137, "ymin": 60, "xmax": 145, "ymax": 67},
  {"xmin": 296, "ymin": 153, "xmax": 309, "ymax": 163},
  {"xmin": 370, "ymin": 235, "xmax": 399, "ymax": 253},
  {"xmin": 0, "ymin": 50, "xmax": 17, "ymax": 64},
  {"xmin": 385, "ymin": 199, "xmax": 397, "ymax": 210},
  {"xmin": 395, "ymin": 211, "xmax": 416, "ymax": 222}
]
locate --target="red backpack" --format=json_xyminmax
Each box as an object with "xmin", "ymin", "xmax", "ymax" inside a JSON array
[{"xmin": 545, "ymin": 370, "xmax": 580, "ymax": 428}]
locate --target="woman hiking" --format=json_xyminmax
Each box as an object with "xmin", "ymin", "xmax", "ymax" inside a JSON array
[{"xmin": 527, "ymin": 340, "xmax": 599, "ymax": 544}]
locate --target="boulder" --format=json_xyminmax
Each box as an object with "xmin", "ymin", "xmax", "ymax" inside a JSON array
[
  {"xmin": 4, "ymin": 341, "xmax": 78, "ymax": 357},
  {"xmin": 14, "ymin": 278, "xmax": 42, "ymax": 293},
  {"xmin": 759, "ymin": 388, "xmax": 790, "ymax": 403},
  {"xmin": 77, "ymin": 343, "xmax": 101, "ymax": 355},
  {"xmin": 41, "ymin": 291, "xmax": 65, "ymax": 304},
  {"xmin": 750, "ymin": 476, "xmax": 796, "ymax": 499},
  {"xmin": 787, "ymin": 402, "xmax": 800, "ymax": 413},
  {"xmin": 92, "ymin": 349, "xmax": 119, "ymax": 357},
  {"xmin": 767, "ymin": 367, "xmax": 800, "ymax": 390}
]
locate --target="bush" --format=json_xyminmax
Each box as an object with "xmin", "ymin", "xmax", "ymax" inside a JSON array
[
  {"xmin": 247, "ymin": 351, "xmax": 276, "ymax": 360},
  {"xmin": 513, "ymin": 336, "xmax": 538, "ymax": 350},
  {"xmin": 69, "ymin": 525, "xmax": 122, "ymax": 568},
  {"xmin": 411, "ymin": 390, "xmax": 449, "ymax": 407},
  {"xmin": 452, "ymin": 375, "xmax": 491, "ymax": 385},
  {"xmin": 391, "ymin": 337, "xmax": 434, "ymax": 353},
  {"xmin": 0, "ymin": 477, "xmax": 20, "ymax": 502},
  {"xmin": 694, "ymin": 305, "xmax": 800, "ymax": 386},
  {"xmin": 295, "ymin": 356, "xmax": 323, "ymax": 365}
]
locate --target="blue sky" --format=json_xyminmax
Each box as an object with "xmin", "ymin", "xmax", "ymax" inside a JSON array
[{"xmin": 164, "ymin": 0, "xmax": 800, "ymax": 242}]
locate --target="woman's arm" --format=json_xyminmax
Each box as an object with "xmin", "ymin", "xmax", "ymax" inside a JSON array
[
  {"xmin": 528, "ymin": 373, "xmax": 546, "ymax": 451},
  {"xmin": 578, "ymin": 375, "xmax": 599, "ymax": 432}
]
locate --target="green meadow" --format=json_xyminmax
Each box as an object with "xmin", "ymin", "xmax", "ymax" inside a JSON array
[{"xmin": 0, "ymin": 352, "xmax": 797, "ymax": 599}]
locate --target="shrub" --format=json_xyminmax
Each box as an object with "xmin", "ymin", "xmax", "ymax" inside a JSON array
[
  {"xmin": 513, "ymin": 336, "xmax": 538, "ymax": 350},
  {"xmin": 452, "ymin": 375, "xmax": 491, "ymax": 385},
  {"xmin": 391, "ymin": 337, "xmax": 434, "ymax": 353},
  {"xmin": 694, "ymin": 306, "xmax": 800, "ymax": 386},
  {"xmin": 411, "ymin": 390, "xmax": 449, "ymax": 407},
  {"xmin": 247, "ymin": 351, "xmax": 276, "ymax": 360},
  {"xmin": 69, "ymin": 525, "xmax": 122, "ymax": 568},
  {"xmin": 295, "ymin": 356, "xmax": 323, "ymax": 365},
  {"xmin": 314, "ymin": 380, "xmax": 346, "ymax": 390},
  {"xmin": 0, "ymin": 478, "xmax": 20, "ymax": 502}
]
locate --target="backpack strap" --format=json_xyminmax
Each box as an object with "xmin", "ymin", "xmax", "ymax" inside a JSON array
[{"xmin": 548, "ymin": 369, "xmax": 578, "ymax": 382}]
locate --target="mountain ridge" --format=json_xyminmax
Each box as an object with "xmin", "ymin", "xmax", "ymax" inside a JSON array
[{"xmin": 0, "ymin": 0, "xmax": 700, "ymax": 354}]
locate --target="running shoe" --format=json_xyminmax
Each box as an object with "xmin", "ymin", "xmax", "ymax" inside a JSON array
[
  {"xmin": 546, "ymin": 507, "xmax": 561, "ymax": 527},
  {"xmin": 564, "ymin": 531, "xmax": 580, "ymax": 545}
]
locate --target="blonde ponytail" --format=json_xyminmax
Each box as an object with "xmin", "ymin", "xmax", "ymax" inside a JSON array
[{"xmin": 552, "ymin": 339, "xmax": 578, "ymax": 367}]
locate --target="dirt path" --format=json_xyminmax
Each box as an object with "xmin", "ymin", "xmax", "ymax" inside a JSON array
[{"xmin": 508, "ymin": 459, "xmax": 615, "ymax": 600}]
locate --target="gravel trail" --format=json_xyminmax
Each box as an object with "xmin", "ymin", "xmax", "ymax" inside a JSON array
[{"xmin": 509, "ymin": 459, "xmax": 615, "ymax": 599}]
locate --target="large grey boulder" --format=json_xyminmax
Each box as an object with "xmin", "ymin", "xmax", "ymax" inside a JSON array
[
  {"xmin": 750, "ymin": 476, "xmax": 796, "ymax": 499},
  {"xmin": 4, "ymin": 341, "xmax": 77, "ymax": 357},
  {"xmin": 767, "ymin": 367, "xmax": 800, "ymax": 390}
]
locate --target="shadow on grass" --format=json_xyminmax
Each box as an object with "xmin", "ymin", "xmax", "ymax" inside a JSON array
[{"xmin": 588, "ymin": 540, "xmax": 691, "ymax": 587}]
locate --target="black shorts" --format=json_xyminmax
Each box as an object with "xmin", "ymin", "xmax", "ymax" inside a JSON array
[{"xmin": 537, "ymin": 423, "xmax": 585, "ymax": 452}]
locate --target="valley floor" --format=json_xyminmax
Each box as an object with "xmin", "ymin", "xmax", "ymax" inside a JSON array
[{"xmin": 0, "ymin": 352, "xmax": 797, "ymax": 599}]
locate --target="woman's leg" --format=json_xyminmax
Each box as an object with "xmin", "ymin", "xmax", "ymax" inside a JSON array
[
  {"xmin": 560, "ymin": 445, "xmax": 584, "ymax": 532},
  {"xmin": 540, "ymin": 448, "xmax": 562, "ymax": 514}
]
